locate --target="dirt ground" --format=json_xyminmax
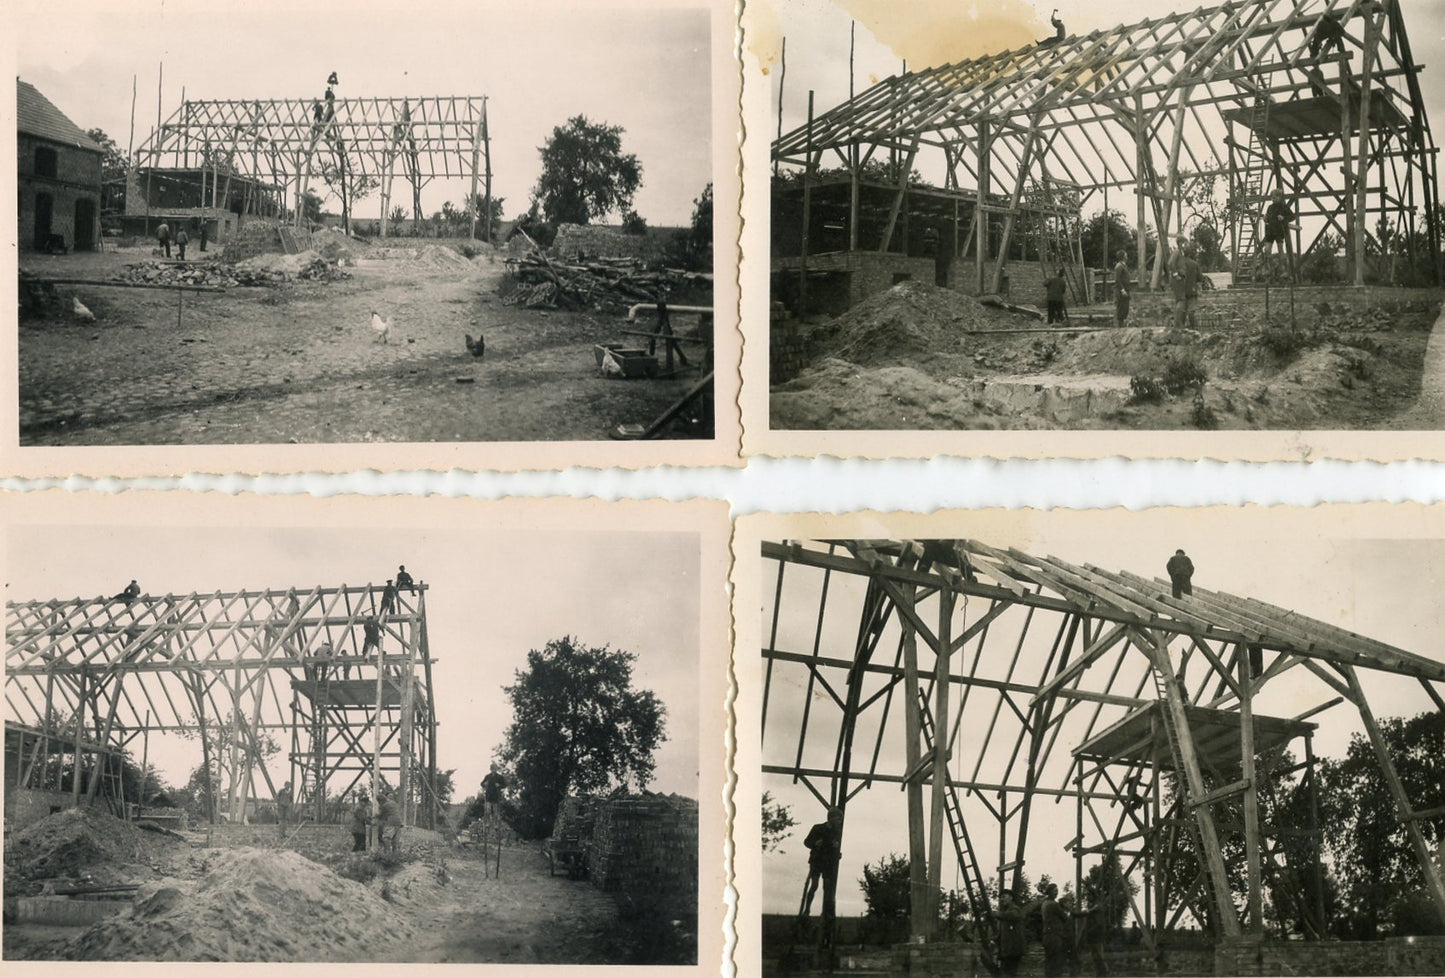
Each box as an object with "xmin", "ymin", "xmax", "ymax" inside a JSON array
[
  {"xmin": 771, "ymin": 281, "xmax": 1445, "ymax": 430},
  {"xmin": 4, "ymin": 810, "xmax": 682, "ymax": 964},
  {"xmin": 18, "ymin": 242, "xmax": 709, "ymax": 444}
]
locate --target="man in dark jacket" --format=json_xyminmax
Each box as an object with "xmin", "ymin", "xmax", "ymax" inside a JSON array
[
  {"xmin": 1112, "ymin": 251, "xmax": 1132, "ymax": 328},
  {"xmin": 481, "ymin": 763, "xmax": 507, "ymax": 820},
  {"xmin": 1170, "ymin": 243, "xmax": 1202, "ymax": 329},
  {"xmin": 1044, "ymin": 268, "xmax": 1069, "ymax": 323},
  {"xmin": 1167, "ymin": 549, "xmax": 1195, "ymax": 598},
  {"xmin": 349, "ymin": 791, "xmax": 372, "ymax": 852},
  {"xmin": 995, "ymin": 889, "xmax": 1027, "ymax": 976},
  {"xmin": 1041, "ymin": 883, "xmax": 1071, "ymax": 978},
  {"xmin": 798, "ymin": 807, "xmax": 842, "ymax": 918}
]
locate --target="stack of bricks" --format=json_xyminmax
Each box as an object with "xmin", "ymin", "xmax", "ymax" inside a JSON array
[
  {"xmin": 222, "ymin": 220, "xmax": 313, "ymax": 262},
  {"xmin": 770, "ymin": 312, "xmax": 814, "ymax": 384},
  {"xmin": 587, "ymin": 793, "xmax": 698, "ymax": 911},
  {"xmin": 550, "ymin": 794, "xmax": 600, "ymax": 842},
  {"xmin": 551, "ymin": 224, "xmax": 660, "ymax": 262}
]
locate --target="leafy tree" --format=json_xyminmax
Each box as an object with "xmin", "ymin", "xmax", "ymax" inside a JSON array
[
  {"xmin": 301, "ymin": 190, "xmax": 325, "ymax": 224},
  {"xmin": 85, "ymin": 128, "xmax": 131, "ymax": 183},
  {"xmin": 468, "ymin": 193, "xmax": 506, "ymax": 240},
  {"xmin": 1082, "ymin": 850, "xmax": 1138, "ymax": 936},
  {"xmin": 860, "ymin": 852, "xmax": 915, "ymax": 921},
  {"xmin": 1081, "ymin": 210, "xmax": 1138, "ymax": 270},
  {"xmin": 621, "ymin": 209, "xmax": 649, "ymax": 235},
  {"xmin": 1317, "ymin": 710, "xmax": 1445, "ymax": 938},
  {"xmin": 690, "ymin": 182, "xmax": 714, "ymax": 265},
  {"xmin": 533, "ymin": 115, "xmax": 642, "ymax": 224},
  {"xmin": 498, "ymin": 636, "xmax": 667, "ymax": 838},
  {"xmin": 762, "ymin": 791, "xmax": 798, "ymax": 852}
]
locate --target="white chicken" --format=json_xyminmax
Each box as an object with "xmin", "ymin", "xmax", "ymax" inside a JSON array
[
  {"xmin": 72, "ymin": 297, "xmax": 95, "ymax": 322},
  {"xmin": 370, "ymin": 310, "xmax": 393, "ymax": 344}
]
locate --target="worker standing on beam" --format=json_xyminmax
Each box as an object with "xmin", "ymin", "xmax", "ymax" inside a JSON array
[{"xmin": 1167, "ymin": 549, "xmax": 1195, "ymax": 598}]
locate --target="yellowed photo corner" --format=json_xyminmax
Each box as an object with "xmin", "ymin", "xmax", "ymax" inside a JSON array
[
  {"xmin": 3, "ymin": 490, "xmax": 730, "ymax": 974},
  {"xmin": 5, "ymin": 0, "xmax": 741, "ymax": 477},
  {"xmin": 737, "ymin": 0, "xmax": 1445, "ymax": 462},
  {"xmin": 732, "ymin": 505, "xmax": 1445, "ymax": 972}
]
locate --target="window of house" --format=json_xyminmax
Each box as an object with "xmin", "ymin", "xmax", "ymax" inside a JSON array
[{"xmin": 34, "ymin": 146, "xmax": 58, "ymax": 179}]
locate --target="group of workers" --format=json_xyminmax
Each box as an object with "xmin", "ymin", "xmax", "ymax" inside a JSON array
[
  {"xmin": 299, "ymin": 565, "xmax": 415, "ymax": 682},
  {"xmin": 154, "ymin": 219, "xmax": 209, "ymax": 260},
  {"xmin": 349, "ymin": 783, "xmax": 404, "ymax": 853}
]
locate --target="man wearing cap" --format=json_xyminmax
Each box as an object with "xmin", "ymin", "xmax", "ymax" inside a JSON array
[{"xmin": 1167, "ymin": 549, "xmax": 1195, "ymax": 598}]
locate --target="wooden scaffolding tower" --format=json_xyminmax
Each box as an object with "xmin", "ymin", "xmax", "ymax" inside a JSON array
[
  {"xmin": 760, "ymin": 539, "xmax": 1445, "ymax": 953},
  {"xmin": 4, "ymin": 583, "xmax": 440, "ymax": 828},
  {"xmin": 132, "ymin": 94, "xmax": 493, "ymax": 238},
  {"xmin": 773, "ymin": 0, "xmax": 1440, "ymax": 291}
]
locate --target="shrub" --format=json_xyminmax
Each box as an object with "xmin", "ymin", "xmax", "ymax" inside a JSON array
[
  {"xmin": 1129, "ymin": 376, "xmax": 1166, "ymax": 403},
  {"xmin": 1162, "ymin": 355, "xmax": 1208, "ymax": 394},
  {"xmin": 1258, "ymin": 323, "xmax": 1311, "ymax": 360}
]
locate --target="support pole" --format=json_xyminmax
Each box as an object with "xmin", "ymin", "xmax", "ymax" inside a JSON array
[
  {"xmin": 799, "ymin": 91, "xmax": 814, "ymax": 316},
  {"xmin": 1352, "ymin": 12, "xmax": 1381, "ymax": 286},
  {"xmin": 976, "ymin": 120, "xmax": 991, "ymax": 293},
  {"xmin": 1239, "ymin": 651, "xmax": 1263, "ymax": 935},
  {"xmin": 925, "ymin": 589, "xmax": 954, "ymax": 935},
  {"xmin": 481, "ymin": 98, "xmax": 493, "ymax": 244},
  {"xmin": 901, "ymin": 583, "xmax": 930, "ymax": 942},
  {"xmin": 467, "ymin": 107, "xmax": 484, "ymax": 240}
]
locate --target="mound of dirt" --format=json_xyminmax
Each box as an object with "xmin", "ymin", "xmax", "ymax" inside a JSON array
[
  {"xmin": 309, "ymin": 228, "xmax": 360, "ymax": 263},
  {"xmin": 7, "ymin": 808, "xmax": 182, "ymax": 884},
  {"xmin": 817, "ymin": 282, "xmax": 1024, "ymax": 367},
  {"xmin": 62, "ymin": 848, "xmax": 414, "ymax": 962},
  {"xmin": 362, "ymin": 245, "xmax": 475, "ymax": 270}
]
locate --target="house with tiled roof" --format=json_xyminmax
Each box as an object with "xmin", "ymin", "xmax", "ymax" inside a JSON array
[{"xmin": 18, "ymin": 79, "xmax": 103, "ymax": 252}]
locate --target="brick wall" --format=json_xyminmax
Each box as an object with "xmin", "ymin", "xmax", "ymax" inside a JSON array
[
  {"xmin": 1214, "ymin": 936, "xmax": 1445, "ymax": 976},
  {"xmin": 18, "ymin": 135, "xmax": 102, "ymax": 252},
  {"xmin": 771, "ymin": 313, "xmax": 815, "ymax": 384},
  {"xmin": 1129, "ymin": 283, "xmax": 1444, "ymax": 328},
  {"xmin": 222, "ymin": 219, "xmax": 313, "ymax": 261},
  {"xmin": 3, "ymin": 788, "xmax": 75, "ymax": 831},
  {"xmin": 552, "ymin": 224, "xmax": 664, "ymax": 262}
]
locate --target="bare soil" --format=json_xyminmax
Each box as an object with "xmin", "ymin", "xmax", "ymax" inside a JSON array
[
  {"xmin": 771, "ymin": 281, "xmax": 1445, "ymax": 430},
  {"xmin": 19, "ymin": 242, "xmax": 709, "ymax": 444},
  {"xmin": 3, "ymin": 809, "xmax": 679, "ymax": 964}
]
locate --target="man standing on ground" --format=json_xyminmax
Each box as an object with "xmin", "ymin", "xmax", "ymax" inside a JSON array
[
  {"xmin": 1167, "ymin": 549, "xmax": 1194, "ymax": 598},
  {"xmin": 1112, "ymin": 250, "xmax": 1131, "ymax": 328},
  {"xmin": 378, "ymin": 787, "xmax": 402, "ymax": 853},
  {"xmin": 349, "ymin": 791, "xmax": 371, "ymax": 852},
  {"xmin": 1045, "ymin": 268, "xmax": 1069, "ymax": 324},
  {"xmin": 1041, "ymin": 882, "xmax": 1071, "ymax": 978},
  {"xmin": 798, "ymin": 807, "xmax": 843, "ymax": 918},
  {"xmin": 198, "ymin": 218, "xmax": 209, "ymax": 253},
  {"xmin": 175, "ymin": 224, "xmax": 189, "ymax": 261},
  {"xmin": 156, "ymin": 221, "xmax": 171, "ymax": 259},
  {"xmin": 1171, "ymin": 243, "xmax": 1201, "ymax": 329},
  {"xmin": 995, "ymin": 889, "xmax": 1027, "ymax": 977}
]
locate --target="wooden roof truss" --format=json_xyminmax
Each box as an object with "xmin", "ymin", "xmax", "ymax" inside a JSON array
[
  {"xmin": 773, "ymin": 0, "xmax": 1439, "ymax": 288},
  {"xmin": 760, "ymin": 538, "xmax": 1445, "ymax": 948},
  {"xmin": 5, "ymin": 583, "xmax": 439, "ymax": 827}
]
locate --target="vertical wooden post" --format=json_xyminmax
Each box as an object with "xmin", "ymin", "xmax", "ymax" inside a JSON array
[
  {"xmin": 398, "ymin": 612, "xmax": 417, "ymax": 827},
  {"xmin": 71, "ymin": 670, "xmax": 87, "ymax": 806},
  {"xmin": 228, "ymin": 666, "xmax": 242, "ymax": 821},
  {"xmin": 420, "ymin": 587, "xmax": 438, "ymax": 829},
  {"xmin": 1134, "ymin": 100, "xmax": 1148, "ymax": 289},
  {"xmin": 1344, "ymin": 666, "xmax": 1445, "ymax": 927},
  {"xmin": 976, "ymin": 120, "xmax": 991, "ymax": 293},
  {"xmin": 467, "ymin": 107, "xmax": 484, "ymax": 240},
  {"xmin": 1304, "ymin": 734, "xmax": 1326, "ymax": 939},
  {"xmin": 925, "ymin": 589, "xmax": 954, "ymax": 934},
  {"xmin": 799, "ymin": 91, "xmax": 814, "ymax": 315},
  {"xmin": 1238, "ymin": 651, "xmax": 1263, "ymax": 934},
  {"xmin": 1151, "ymin": 88, "xmax": 1191, "ymax": 290},
  {"xmin": 1352, "ymin": 12, "xmax": 1381, "ymax": 286},
  {"xmin": 482, "ymin": 98, "xmax": 493, "ymax": 244},
  {"xmin": 371, "ymin": 611, "xmax": 385, "ymax": 845},
  {"xmin": 900, "ymin": 583, "xmax": 930, "ymax": 942},
  {"xmin": 991, "ymin": 127, "xmax": 1040, "ymax": 293}
]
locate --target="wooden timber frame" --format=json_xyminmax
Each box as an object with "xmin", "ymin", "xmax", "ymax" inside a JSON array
[
  {"xmin": 772, "ymin": 0, "xmax": 1440, "ymax": 292},
  {"xmin": 4, "ymin": 583, "xmax": 440, "ymax": 829},
  {"xmin": 760, "ymin": 539, "xmax": 1445, "ymax": 953},
  {"xmin": 131, "ymin": 95, "xmax": 492, "ymax": 239}
]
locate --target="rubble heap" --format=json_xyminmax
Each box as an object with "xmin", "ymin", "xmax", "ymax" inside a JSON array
[
  {"xmin": 110, "ymin": 255, "xmax": 349, "ymax": 289},
  {"xmin": 5, "ymin": 808, "xmax": 183, "ymax": 893}
]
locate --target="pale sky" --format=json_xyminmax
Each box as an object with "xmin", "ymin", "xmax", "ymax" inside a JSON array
[
  {"xmin": 759, "ymin": 527, "xmax": 1444, "ymax": 916},
  {"xmin": 763, "ymin": 0, "xmax": 1445, "ymax": 225},
  {"xmin": 14, "ymin": 0, "xmax": 713, "ymax": 226},
  {"xmin": 5, "ymin": 522, "xmax": 702, "ymax": 808}
]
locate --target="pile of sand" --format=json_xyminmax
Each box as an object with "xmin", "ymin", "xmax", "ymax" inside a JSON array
[
  {"xmin": 820, "ymin": 282, "xmax": 1021, "ymax": 367},
  {"xmin": 362, "ymin": 245, "xmax": 475, "ymax": 270},
  {"xmin": 62, "ymin": 848, "xmax": 413, "ymax": 962},
  {"xmin": 7, "ymin": 808, "xmax": 180, "ymax": 884},
  {"xmin": 309, "ymin": 228, "xmax": 359, "ymax": 263}
]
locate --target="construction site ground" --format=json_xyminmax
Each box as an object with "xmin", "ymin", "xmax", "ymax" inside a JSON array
[
  {"xmin": 18, "ymin": 241, "xmax": 709, "ymax": 445},
  {"xmin": 771, "ymin": 281, "xmax": 1445, "ymax": 431},
  {"xmin": 3, "ymin": 809, "xmax": 677, "ymax": 963}
]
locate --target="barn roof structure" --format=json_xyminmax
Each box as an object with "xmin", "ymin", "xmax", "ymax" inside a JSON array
[
  {"xmin": 4, "ymin": 583, "xmax": 440, "ymax": 828},
  {"xmin": 772, "ymin": 0, "xmax": 1439, "ymax": 292},
  {"xmin": 760, "ymin": 538, "xmax": 1445, "ymax": 950},
  {"xmin": 130, "ymin": 94, "xmax": 492, "ymax": 237}
]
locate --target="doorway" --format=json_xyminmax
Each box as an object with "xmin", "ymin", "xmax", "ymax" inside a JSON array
[
  {"xmin": 74, "ymin": 198, "xmax": 96, "ymax": 251},
  {"xmin": 33, "ymin": 192, "xmax": 53, "ymax": 251}
]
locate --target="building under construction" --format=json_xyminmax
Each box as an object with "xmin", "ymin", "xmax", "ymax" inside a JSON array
[
  {"xmin": 4, "ymin": 583, "xmax": 439, "ymax": 831},
  {"xmin": 760, "ymin": 539, "xmax": 1445, "ymax": 967},
  {"xmin": 124, "ymin": 93, "xmax": 493, "ymax": 241},
  {"xmin": 772, "ymin": 0, "xmax": 1440, "ymax": 314}
]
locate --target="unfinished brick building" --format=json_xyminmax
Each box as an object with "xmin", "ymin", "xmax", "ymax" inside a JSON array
[{"xmin": 17, "ymin": 80, "xmax": 103, "ymax": 253}]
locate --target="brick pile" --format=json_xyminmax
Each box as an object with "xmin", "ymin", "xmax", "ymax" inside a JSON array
[
  {"xmin": 551, "ymin": 794, "xmax": 601, "ymax": 843},
  {"xmin": 551, "ymin": 224, "xmax": 662, "ymax": 262},
  {"xmin": 587, "ymin": 793, "xmax": 698, "ymax": 911},
  {"xmin": 223, "ymin": 220, "xmax": 313, "ymax": 262}
]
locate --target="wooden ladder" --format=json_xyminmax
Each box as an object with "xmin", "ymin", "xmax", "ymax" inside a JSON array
[{"xmin": 1234, "ymin": 85, "xmax": 1272, "ymax": 284}]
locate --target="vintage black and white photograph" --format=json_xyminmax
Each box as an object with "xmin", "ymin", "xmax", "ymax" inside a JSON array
[
  {"xmin": 11, "ymin": 0, "xmax": 738, "ymax": 473},
  {"xmin": 734, "ymin": 508, "xmax": 1445, "ymax": 976},
  {"xmin": 2, "ymin": 493, "xmax": 728, "ymax": 967},
  {"xmin": 752, "ymin": 0, "xmax": 1444, "ymax": 442}
]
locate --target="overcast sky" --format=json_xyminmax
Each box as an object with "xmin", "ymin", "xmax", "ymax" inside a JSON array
[
  {"xmin": 759, "ymin": 523, "xmax": 1444, "ymax": 916},
  {"xmin": 5, "ymin": 521, "xmax": 702, "ymax": 808},
  {"xmin": 14, "ymin": 0, "xmax": 713, "ymax": 226},
  {"xmin": 758, "ymin": 0, "xmax": 1445, "ymax": 221}
]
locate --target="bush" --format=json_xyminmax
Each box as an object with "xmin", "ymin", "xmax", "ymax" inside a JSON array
[
  {"xmin": 1129, "ymin": 376, "xmax": 1166, "ymax": 403},
  {"xmin": 1162, "ymin": 355, "xmax": 1208, "ymax": 394},
  {"xmin": 1259, "ymin": 323, "xmax": 1312, "ymax": 360}
]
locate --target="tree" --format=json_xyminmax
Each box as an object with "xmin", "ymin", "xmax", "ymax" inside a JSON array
[
  {"xmin": 498, "ymin": 636, "xmax": 667, "ymax": 838},
  {"xmin": 860, "ymin": 852, "xmax": 914, "ymax": 921},
  {"xmin": 1081, "ymin": 210, "xmax": 1137, "ymax": 270},
  {"xmin": 1317, "ymin": 710, "xmax": 1445, "ymax": 938},
  {"xmin": 762, "ymin": 791, "xmax": 798, "ymax": 852},
  {"xmin": 1082, "ymin": 850, "xmax": 1138, "ymax": 937},
  {"xmin": 533, "ymin": 115, "xmax": 642, "ymax": 225},
  {"xmin": 691, "ymin": 182, "xmax": 714, "ymax": 260},
  {"xmin": 85, "ymin": 128, "xmax": 131, "ymax": 183},
  {"xmin": 621, "ymin": 209, "xmax": 649, "ymax": 235}
]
